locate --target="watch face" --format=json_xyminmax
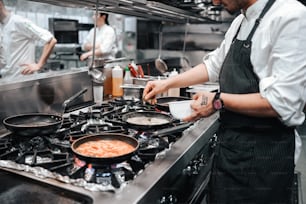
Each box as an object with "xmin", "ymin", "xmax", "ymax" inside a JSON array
[{"xmin": 214, "ymin": 99, "xmax": 223, "ymax": 110}]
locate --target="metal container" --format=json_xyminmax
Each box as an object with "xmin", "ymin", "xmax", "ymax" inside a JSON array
[
  {"xmin": 121, "ymin": 84, "xmax": 145, "ymax": 100},
  {"xmin": 87, "ymin": 57, "xmax": 107, "ymax": 69}
]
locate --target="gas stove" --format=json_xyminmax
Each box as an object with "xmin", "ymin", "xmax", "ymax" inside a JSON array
[{"xmin": 0, "ymin": 98, "xmax": 219, "ymax": 204}]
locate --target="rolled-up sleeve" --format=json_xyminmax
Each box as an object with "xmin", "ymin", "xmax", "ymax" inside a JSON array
[
  {"xmin": 18, "ymin": 19, "xmax": 53, "ymax": 44},
  {"xmin": 258, "ymin": 11, "xmax": 306, "ymax": 126}
]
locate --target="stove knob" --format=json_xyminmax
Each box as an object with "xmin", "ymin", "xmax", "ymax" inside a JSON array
[
  {"xmin": 159, "ymin": 194, "xmax": 178, "ymax": 204},
  {"xmin": 182, "ymin": 166, "xmax": 192, "ymax": 176}
]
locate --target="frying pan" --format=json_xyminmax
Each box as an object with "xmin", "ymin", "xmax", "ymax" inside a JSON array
[
  {"xmin": 156, "ymin": 96, "xmax": 191, "ymax": 112},
  {"xmin": 3, "ymin": 88, "xmax": 88, "ymax": 137},
  {"xmin": 121, "ymin": 111, "xmax": 173, "ymax": 130},
  {"xmin": 71, "ymin": 133, "xmax": 139, "ymax": 165},
  {"xmin": 3, "ymin": 113, "xmax": 63, "ymax": 137}
]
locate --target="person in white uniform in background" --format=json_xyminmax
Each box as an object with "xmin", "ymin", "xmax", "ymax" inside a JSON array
[
  {"xmin": 80, "ymin": 12, "xmax": 117, "ymax": 61},
  {"xmin": 0, "ymin": 0, "xmax": 57, "ymax": 79}
]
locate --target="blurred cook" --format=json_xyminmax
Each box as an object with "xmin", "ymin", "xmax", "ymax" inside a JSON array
[
  {"xmin": 0, "ymin": 0, "xmax": 57, "ymax": 79},
  {"xmin": 80, "ymin": 12, "xmax": 117, "ymax": 61}
]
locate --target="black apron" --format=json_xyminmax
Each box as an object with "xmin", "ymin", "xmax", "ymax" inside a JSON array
[{"xmin": 209, "ymin": 0, "xmax": 295, "ymax": 203}]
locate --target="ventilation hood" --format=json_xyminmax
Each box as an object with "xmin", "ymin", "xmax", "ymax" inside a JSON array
[{"xmin": 28, "ymin": 0, "xmax": 234, "ymax": 24}]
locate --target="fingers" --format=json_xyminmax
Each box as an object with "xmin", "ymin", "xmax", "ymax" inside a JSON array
[
  {"xmin": 21, "ymin": 68, "xmax": 34, "ymax": 75},
  {"xmin": 80, "ymin": 54, "xmax": 87, "ymax": 61},
  {"xmin": 143, "ymin": 81, "xmax": 157, "ymax": 101},
  {"xmin": 20, "ymin": 64, "xmax": 36, "ymax": 75}
]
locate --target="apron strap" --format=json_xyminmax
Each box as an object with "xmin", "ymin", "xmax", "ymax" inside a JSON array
[{"xmin": 244, "ymin": 0, "xmax": 276, "ymax": 47}]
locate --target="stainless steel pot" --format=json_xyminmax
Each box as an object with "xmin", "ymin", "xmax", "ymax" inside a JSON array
[
  {"xmin": 121, "ymin": 84, "xmax": 145, "ymax": 100},
  {"xmin": 133, "ymin": 76, "xmax": 154, "ymax": 86}
]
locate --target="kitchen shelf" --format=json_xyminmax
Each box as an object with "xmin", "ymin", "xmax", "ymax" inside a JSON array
[{"xmin": 28, "ymin": 0, "xmax": 222, "ymax": 24}]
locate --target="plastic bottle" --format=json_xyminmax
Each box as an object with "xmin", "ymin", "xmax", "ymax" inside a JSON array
[
  {"xmin": 124, "ymin": 66, "xmax": 133, "ymax": 84},
  {"xmin": 112, "ymin": 65, "xmax": 123, "ymax": 97},
  {"xmin": 168, "ymin": 68, "xmax": 180, "ymax": 97},
  {"xmin": 157, "ymin": 76, "xmax": 167, "ymax": 97}
]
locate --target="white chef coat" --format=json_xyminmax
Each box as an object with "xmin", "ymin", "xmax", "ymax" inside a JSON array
[
  {"xmin": 82, "ymin": 24, "xmax": 117, "ymax": 60},
  {"xmin": 0, "ymin": 13, "xmax": 54, "ymax": 79},
  {"xmin": 203, "ymin": 0, "xmax": 306, "ymax": 163}
]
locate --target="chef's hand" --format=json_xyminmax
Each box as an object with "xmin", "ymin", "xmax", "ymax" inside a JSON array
[
  {"xmin": 80, "ymin": 52, "xmax": 91, "ymax": 61},
  {"xmin": 183, "ymin": 91, "xmax": 216, "ymax": 122},
  {"xmin": 143, "ymin": 80, "xmax": 168, "ymax": 104},
  {"xmin": 212, "ymin": 0, "xmax": 222, "ymax": 5},
  {"xmin": 20, "ymin": 63, "xmax": 41, "ymax": 75}
]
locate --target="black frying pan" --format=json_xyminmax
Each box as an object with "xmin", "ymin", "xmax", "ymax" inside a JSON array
[
  {"xmin": 156, "ymin": 96, "xmax": 191, "ymax": 112},
  {"xmin": 3, "ymin": 113, "xmax": 62, "ymax": 137},
  {"xmin": 121, "ymin": 111, "xmax": 173, "ymax": 130},
  {"xmin": 3, "ymin": 88, "xmax": 88, "ymax": 137},
  {"xmin": 71, "ymin": 133, "xmax": 139, "ymax": 165}
]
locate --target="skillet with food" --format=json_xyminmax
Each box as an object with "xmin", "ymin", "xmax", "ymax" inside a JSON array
[
  {"xmin": 121, "ymin": 111, "xmax": 173, "ymax": 130},
  {"xmin": 71, "ymin": 133, "xmax": 139, "ymax": 165}
]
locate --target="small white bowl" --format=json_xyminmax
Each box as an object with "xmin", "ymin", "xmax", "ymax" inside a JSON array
[{"xmin": 168, "ymin": 100, "xmax": 193, "ymax": 120}]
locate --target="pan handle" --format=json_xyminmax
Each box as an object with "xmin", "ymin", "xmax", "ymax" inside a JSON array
[
  {"xmin": 151, "ymin": 122, "xmax": 192, "ymax": 137},
  {"xmin": 62, "ymin": 88, "xmax": 88, "ymax": 111}
]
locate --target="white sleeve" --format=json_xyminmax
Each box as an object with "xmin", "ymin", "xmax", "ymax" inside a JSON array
[
  {"xmin": 17, "ymin": 18, "xmax": 53, "ymax": 44},
  {"xmin": 82, "ymin": 29, "xmax": 93, "ymax": 51},
  {"xmin": 259, "ymin": 9, "xmax": 306, "ymax": 126},
  {"xmin": 99, "ymin": 26, "xmax": 116, "ymax": 54}
]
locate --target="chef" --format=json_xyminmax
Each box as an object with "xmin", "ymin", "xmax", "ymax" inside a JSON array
[
  {"xmin": 143, "ymin": 0, "xmax": 306, "ymax": 203},
  {"xmin": 80, "ymin": 12, "xmax": 117, "ymax": 61},
  {"xmin": 0, "ymin": 0, "xmax": 57, "ymax": 79}
]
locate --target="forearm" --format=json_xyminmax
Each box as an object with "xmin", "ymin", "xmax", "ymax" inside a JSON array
[
  {"xmin": 221, "ymin": 92, "xmax": 279, "ymax": 117},
  {"xmin": 165, "ymin": 63, "xmax": 209, "ymax": 89},
  {"xmin": 83, "ymin": 42, "xmax": 95, "ymax": 51},
  {"xmin": 37, "ymin": 38, "xmax": 57, "ymax": 69}
]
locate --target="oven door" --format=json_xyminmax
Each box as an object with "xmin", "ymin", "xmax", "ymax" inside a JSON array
[
  {"xmin": 159, "ymin": 154, "xmax": 214, "ymax": 204},
  {"xmin": 0, "ymin": 169, "xmax": 93, "ymax": 204},
  {"xmin": 139, "ymin": 139, "xmax": 215, "ymax": 204}
]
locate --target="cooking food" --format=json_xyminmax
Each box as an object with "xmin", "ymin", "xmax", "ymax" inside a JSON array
[
  {"xmin": 126, "ymin": 116, "xmax": 169, "ymax": 125},
  {"xmin": 75, "ymin": 139, "xmax": 135, "ymax": 158}
]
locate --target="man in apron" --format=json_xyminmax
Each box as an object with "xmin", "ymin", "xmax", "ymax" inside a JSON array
[{"xmin": 143, "ymin": 0, "xmax": 306, "ymax": 203}]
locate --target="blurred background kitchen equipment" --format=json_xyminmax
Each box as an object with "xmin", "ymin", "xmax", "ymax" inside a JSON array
[
  {"xmin": 155, "ymin": 23, "xmax": 168, "ymax": 75},
  {"xmin": 180, "ymin": 20, "xmax": 192, "ymax": 72},
  {"xmin": 87, "ymin": 2, "xmax": 106, "ymax": 85}
]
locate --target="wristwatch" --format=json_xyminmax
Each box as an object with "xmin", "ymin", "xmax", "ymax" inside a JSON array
[{"xmin": 213, "ymin": 92, "xmax": 224, "ymax": 111}]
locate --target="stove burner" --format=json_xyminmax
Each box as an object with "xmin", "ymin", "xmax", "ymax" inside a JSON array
[{"xmin": 86, "ymin": 124, "xmax": 125, "ymax": 134}]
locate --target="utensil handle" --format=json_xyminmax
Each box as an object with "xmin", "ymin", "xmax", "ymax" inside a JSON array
[{"xmin": 63, "ymin": 88, "xmax": 88, "ymax": 109}]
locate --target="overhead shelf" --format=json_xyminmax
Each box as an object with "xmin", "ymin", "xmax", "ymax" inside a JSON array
[{"xmin": 28, "ymin": 0, "xmax": 226, "ymax": 24}]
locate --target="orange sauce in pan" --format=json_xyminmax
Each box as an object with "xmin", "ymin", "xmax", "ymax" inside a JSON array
[{"xmin": 75, "ymin": 140, "xmax": 135, "ymax": 158}]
